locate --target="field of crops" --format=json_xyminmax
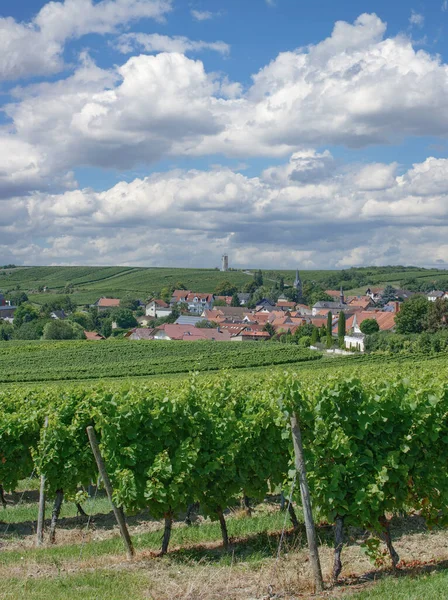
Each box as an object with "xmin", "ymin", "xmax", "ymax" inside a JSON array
[
  {"xmin": 0, "ymin": 339, "xmax": 321, "ymax": 383},
  {"xmin": 0, "ymin": 266, "xmax": 255, "ymax": 305}
]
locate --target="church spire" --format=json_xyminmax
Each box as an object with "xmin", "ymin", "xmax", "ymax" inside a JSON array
[
  {"xmin": 340, "ymin": 285, "xmax": 345, "ymax": 305},
  {"xmin": 293, "ymin": 268, "xmax": 302, "ymax": 299}
]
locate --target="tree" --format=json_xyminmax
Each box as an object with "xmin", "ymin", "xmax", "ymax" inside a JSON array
[
  {"xmin": 326, "ymin": 311, "xmax": 333, "ymax": 348},
  {"xmin": 213, "ymin": 299, "xmax": 227, "ymax": 307},
  {"xmin": 338, "ymin": 311, "xmax": 346, "ymax": 347},
  {"xmin": 195, "ymin": 320, "xmax": 215, "ymax": 329},
  {"xmin": 294, "ymin": 323, "xmax": 315, "ymax": 340},
  {"xmin": 395, "ymin": 296, "xmax": 430, "ymax": 334},
  {"xmin": 214, "ymin": 280, "xmax": 238, "ymax": 296},
  {"xmin": 298, "ymin": 335, "xmax": 311, "ymax": 348},
  {"xmin": 0, "ymin": 321, "xmax": 14, "ymax": 340},
  {"xmin": 243, "ymin": 280, "xmax": 258, "ymax": 295},
  {"xmin": 426, "ymin": 298, "xmax": 448, "ymax": 333},
  {"xmin": 41, "ymin": 295, "xmax": 76, "ymax": 316},
  {"xmin": 14, "ymin": 320, "xmax": 48, "ymax": 340},
  {"xmin": 254, "ymin": 270, "xmax": 263, "ymax": 287},
  {"xmin": 160, "ymin": 286, "xmax": 174, "ymax": 303},
  {"xmin": 263, "ymin": 322, "xmax": 275, "ymax": 337},
  {"xmin": 360, "ymin": 319, "xmax": 380, "ymax": 335},
  {"xmin": 174, "ymin": 281, "xmax": 187, "ymax": 290},
  {"xmin": 230, "ymin": 293, "xmax": 240, "ymax": 307},
  {"xmin": 14, "ymin": 303, "xmax": 39, "ymax": 328},
  {"xmin": 120, "ymin": 296, "xmax": 140, "ymax": 311},
  {"xmin": 8, "ymin": 291, "xmax": 28, "ymax": 306},
  {"xmin": 310, "ymin": 326, "xmax": 319, "ymax": 345},
  {"xmin": 112, "ymin": 308, "xmax": 138, "ymax": 329},
  {"xmin": 42, "ymin": 320, "xmax": 86, "ymax": 340},
  {"xmin": 380, "ymin": 285, "xmax": 397, "ymax": 305},
  {"xmin": 70, "ymin": 311, "xmax": 94, "ymax": 331},
  {"xmin": 101, "ymin": 319, "xmax": 112, "ymax": 338}
]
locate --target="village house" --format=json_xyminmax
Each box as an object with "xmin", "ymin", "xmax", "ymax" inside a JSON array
[
  {"xmin": 50, "ymin": 310, "xmax": 66, "ymax": 320},
  {"xmin": 202, "ymin": 306, "xmax": 246, "ymax": 321},
  {"xmin": 0, "ymin": 294, "xmax": 16, "ymax": 319},
  {"xmin": 312, "ymin": 301, "xmax": 348, "ymax": 316},
  {"xmin": 344, "ymin": 314, "xmax": 367, "ymax": 352},
  {"xmin": 365, "ymin": 288, "xmax": 384, "ymax": 303},
  {"xmin": 348, "ymin": 296, "xmax": 375, "ymax": 310},
  {"xmin": 145, "ymin": 298, "xmax": 172, "ymax": 318},
  {"xmin": 186, "ymin": 293, "xmax": 214, "ymax": 314},
  {"xmin": 153, "ymin": 323, "xmax": 230, "ymax": 341},
  {"xmin": 136, "ymin": 314, "xmax": 153, "ymax": 327},
  {"xmin": 125, "ymin": 328, "xmax": 156, "ymax": 340},
  {"xmin": 237, "ymin": 293, "xmax": 250, "ymax": 306},
  {"xmin": 231, "ymin": 330, "xmax": 271, "ymax": 342},
  {"xmin": 96, "ymin": 297, "xmax": 120, "ymax": 312},
  {"xmin": 427, "ymin": 290, "xmax": 448, "ymax": 302},
  {"xmin": 170, "ymin": 290, "xmax": 190, "ymax": 305}
]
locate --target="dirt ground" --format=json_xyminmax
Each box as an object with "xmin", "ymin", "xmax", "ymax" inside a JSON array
[{"xmin": 2, "ymin": 510, "xmax": 448, "ymax": 600}]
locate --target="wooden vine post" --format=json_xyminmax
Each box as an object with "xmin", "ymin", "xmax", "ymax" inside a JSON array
[
  {"xmin": 290, "ymin": 412, "xmax": 324, "ymax": 593},
  {"xmin": 36, "ymin": 416, "xmax": 48, "ymax": 547},
  {"xmin": 86, "ymin": 426, "xmax": 135, "ymax": 559}
]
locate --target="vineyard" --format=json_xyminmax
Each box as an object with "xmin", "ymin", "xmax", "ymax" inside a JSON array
[
  {"xmin": 2, "ymin": 357, "xmax": 448, "ymax": 598},
  {"xmin": 0, "ymin": 340, "xmax": 320, "ymax": 383},
  {"xmin": 2, "ymin": 265, "xmax": 447, "ymax": 306}
]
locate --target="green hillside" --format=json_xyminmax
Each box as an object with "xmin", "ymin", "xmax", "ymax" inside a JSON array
[{"xmin": 1, "ymin": 265, "xmax": 447, "ymax": 307}]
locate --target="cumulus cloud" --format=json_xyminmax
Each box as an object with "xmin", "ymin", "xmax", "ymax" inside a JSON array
[
  {"xmin": 4, "ymin": 13, "xmax": 448, "ymax": 187},
  {"xmin": 115, "ymin": 32, "xmax": 230, "ymax": 55},
  {"xmin": 4, "ymin": 153, "xmax": 448, "ymax": 268},
  {"xmin": 0, "ymin": 0, "xmax": 171, "ymax": 81},
  {"xmin": 3, "ymin": 12, "xmax": 448, "ymax": 269}
]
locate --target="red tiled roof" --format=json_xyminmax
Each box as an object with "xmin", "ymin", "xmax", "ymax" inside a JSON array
[
  {"xmin": 240, "ymin": 331, "xmax": 270, "ymax": 339},
  {"xmin": 156, "ymin": 324, "xmax": 230, "ymax": 341},
  {"xmin": 186, "ymin": 293, "xmax": 213, "ymax": 302},
  {"xmin": 97, "ymin": 298, "xmax": 120, "ymax": 308},
  {"xmin": 154, "ymin": 299, "xmax": 169, "ymax": 307},
  {"xmin": 84, "ymin": 331, "xmax": 105, "ymax": 340},
  {"xmin": 172, "ymin": 290, "xmax": 190, "ymax": 300},
  {"xmin": 344, "ymin": 311, "xmax": 396, "ymax": 333},
  {"xmin": 125, "ymin": 328, "xmax": 156, "ymax": 340},
  {"xmin": 348, "ymin": 297, "xmax": 372, "ymax": 309},
  {"xmin": 276, "ymin": 301, "xmax": 296, "ymax": 308}
]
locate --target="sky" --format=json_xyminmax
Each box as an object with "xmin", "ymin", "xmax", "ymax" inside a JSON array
[{"xmin": 1, "ymin": 0, "xmax": 448, "ymax": 270}]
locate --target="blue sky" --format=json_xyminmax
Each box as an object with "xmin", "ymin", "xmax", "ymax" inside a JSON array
[{"xmin": 1, "ymin": 0, "xmax": 448, "ymax": 269}]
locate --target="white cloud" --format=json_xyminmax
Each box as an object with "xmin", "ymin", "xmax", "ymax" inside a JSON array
[
  {"xmin": 409, "ymin": 10, "xmax": 424, "ymax": 27},
  {"xmin": 190, "ymin": 9, "xmax": 215, "ymax": 21},
  {"xmin": 443, "ymin": 1, "xmax": 448, "ymax": 12},
  {"xmin": 0, "ymin": 0, "xmax": 171, "ymax": 81},
  {"xmin": 115, "ymin": 32, "xmax": 230, "ymax": 55},
  {"xmin": 5, "ymin": 13, "xmax": 448, "ymax": 195},
  {"xmin": 354, "ymin": 162, "xmax": 398, "ymax": 191},
  {"xmin": 4, "ymin": 153, "xmax": 448, "ymax": 268}
]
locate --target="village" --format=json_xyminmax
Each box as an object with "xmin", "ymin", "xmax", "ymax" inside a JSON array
[{"xmin": 1, "ymin": 261, "xmax": 448, "ymax": 352}]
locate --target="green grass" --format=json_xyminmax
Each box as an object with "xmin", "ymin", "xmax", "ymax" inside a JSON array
[
  {"xmin": 0, "ymin": 571, "xmax": 150, "ymax": 600},
  {"xmin": 0, "ymin": 510, "xmax": 290, "ymax": 567},
  {"xmin": 351, "ymin": 569, "xmax": 448, "ymax": 599},
  {"xmin": 1, "ymin": 497, "xmax": 112, "ymax": 524}
]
